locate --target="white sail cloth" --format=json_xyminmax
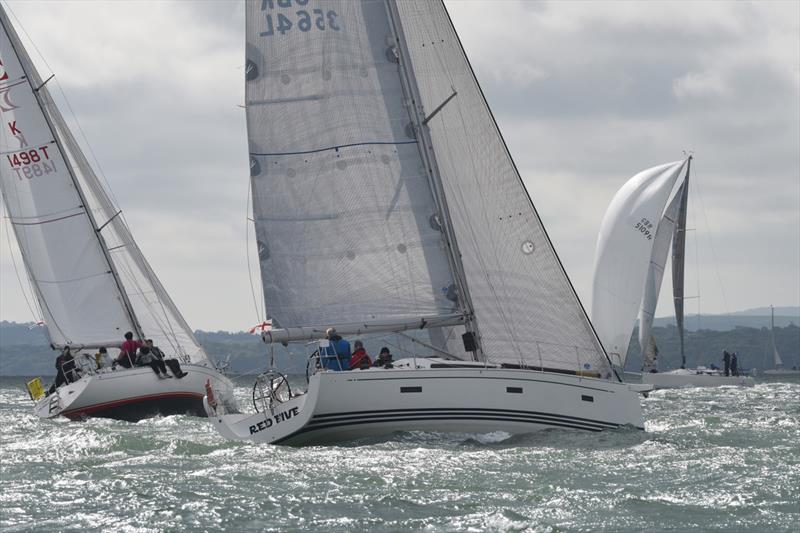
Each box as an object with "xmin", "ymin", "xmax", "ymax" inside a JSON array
[
  {"xmin": 637, "ymin": 180, "xmax": 687, "ymax": 360},
  {"xmin": 0, "ymin": 12, "xmax": 134, "ymax": 347},
  {"xmin": 0, "ymin": 9, "xmax": 207, "ymax": 362},
  {"xmin": 394, "ymin": 1, "xmax": 611, "ymax": 374},
  {"xmin": 591, "ymin": 160, "xmax": 688, "ymax": 367},
  {"xmin": 245, "ymin": 0, "xmax": 457, "ymax": 331}
]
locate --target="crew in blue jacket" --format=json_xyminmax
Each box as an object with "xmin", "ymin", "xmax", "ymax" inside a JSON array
[{"xmin": 322, "ymin": 327, "xmax": 351, "ymax": 371}]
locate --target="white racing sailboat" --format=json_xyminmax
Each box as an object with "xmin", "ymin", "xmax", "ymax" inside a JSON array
[
  {"xmin": 0, "ymin": 6, "xmax": 237, "ymax": 420},
  {"xmin": 592, "ymin": 158, "xmax": 754, "ymax": 389},
  {"xmin": 763, "ymin": 305, "xmax": 800, "ymax": 376},
  {"xmin": 203, "ymin": 0, "xmax": 650, "ymax": 445}
]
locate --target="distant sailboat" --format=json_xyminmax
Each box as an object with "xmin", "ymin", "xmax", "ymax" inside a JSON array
[
  {"xmin": 203, "ymin": 0, "xmax": 650, "ymax": 445},
  {"xmin": 763, "ymin": 305, "xmax": 800, "ymax": 376},
  {"xmin": 0, "ymin": 6, "xmax": 237, "ymax": 420},
  {"xmin": 592, "ymin": 158, "xmax": 754, "ymax": 389}
]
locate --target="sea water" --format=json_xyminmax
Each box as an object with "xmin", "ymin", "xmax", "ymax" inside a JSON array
[{"xmin": 0, "ymin": 376, "xmax": 797, "ymax": 532}]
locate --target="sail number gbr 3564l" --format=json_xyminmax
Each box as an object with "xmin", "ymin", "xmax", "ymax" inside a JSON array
[
  {"xmin": 6, "ymin": 146, "xmax": 56, "ymax": 181},
  {"xmin": 259, "ymin": 0, "xmax": 341, "ymax": 37}
]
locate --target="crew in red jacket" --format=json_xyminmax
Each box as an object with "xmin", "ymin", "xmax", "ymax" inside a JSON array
[
  {"xmin": 349, "ymin": 340, "xmax": 372, "ymax": 370},
  {"xmin": 114, "ymin": 331, "xmax": 142, "ymax": 368}
]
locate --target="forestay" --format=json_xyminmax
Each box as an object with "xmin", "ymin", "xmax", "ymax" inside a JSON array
[
  {"xmin": 0, "ymin": 8, "xmax": 207, "ymax": 362},
  {"xmin": 591, "ymin": 160, "xmax": 687, "ymax": 367},
  {"xmin": 393, "ymin": 1, "xmax": 611, "ymax": 374},
  {"xmin": 245, "ymin": 1, "xmax": 458, "ymax": 332}
]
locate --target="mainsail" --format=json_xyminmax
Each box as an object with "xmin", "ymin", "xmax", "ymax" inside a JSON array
[
  {"xmin": 591, "ymin": 160, "xmax": 688, "ymax": 367},
  {"xmin": 246, "ymin": 0, "xmax": 458, "ymax": 336},
  {"xmin": 0, "ymin": 8, "xmax": 208, "ymax": 362},
  {"xmin": 247, "ymin": 0, "xmax": 614, "ymax": 376}
]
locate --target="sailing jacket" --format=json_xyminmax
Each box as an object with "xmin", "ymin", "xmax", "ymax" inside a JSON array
[
  {"xmin": 349, "ymin": 348, "xmax": 372, "ymax": 370},
  {"xmin": 322, "ymin": 336, "xmax": 351, "ymax": 371}
]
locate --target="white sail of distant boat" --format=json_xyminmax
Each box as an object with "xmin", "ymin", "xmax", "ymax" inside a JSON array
[
  {"xmin": 591, "ymin": 160, "xmax": 688, "ymax": 369},
  {"xmin": 204, "ymin": 0, "xmax": 650, "ymax": 446},
  {"xmin": 771, "ymin": 307, "xmax": 784, "ymax": 368},
  {"xmin": 763, "ymin": 305, "xmax": 800, "ymax": 376},
  {"xmin": 0, "ymin": 5, "xmax": 236, "ymax": 419},
  {"xmin": 592, "ymin": 158, "xmax": 753, "ymax": 388}
]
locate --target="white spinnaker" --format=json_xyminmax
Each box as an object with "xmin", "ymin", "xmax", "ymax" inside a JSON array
[
  {"xmin": 591, "ymin": 160, "xmax": 687, "ymax": 367},
  {"xmin": 394, "ymin": 1, "xmax": 611, "ymax": 374},
  {"xmin": 637, "ymin": 180, "xmax": 687, "ymax": 361},
  {"xmin": 0, "ymin": 8, "xmax": 207, "ymax": 362},
  {"xmin": 245, "ymin": 1, "xmax": 457, "ymax": 333},
  {"xmin": 0, "ymin": 9, "xmax": 135, "ymax": 347}
]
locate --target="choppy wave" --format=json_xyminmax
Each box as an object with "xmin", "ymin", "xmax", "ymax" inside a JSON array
[{"xmin": 1, "ymin": 377, "xmax": 798, "ymax": 532}]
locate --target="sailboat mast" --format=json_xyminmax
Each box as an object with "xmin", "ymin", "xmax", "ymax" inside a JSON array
[
  {"xmin": 0, "ymin": 9, "xmax": 145, "ymax": 343},
  {"xmin": 673, "ymin": 156, "xmax": 691, "ymax": 368},
  {"xmin": 384, "ymin": 0, "xmax": 483, "ymax": 360}
]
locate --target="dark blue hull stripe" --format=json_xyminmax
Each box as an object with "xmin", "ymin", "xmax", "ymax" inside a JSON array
[
  {"xmin": 273, "ymin": 408, "xmax": 635, "ymax": 444},
  {"xmin": 311, "ymin": 407, "xmax": 619, "ymax": 428}
]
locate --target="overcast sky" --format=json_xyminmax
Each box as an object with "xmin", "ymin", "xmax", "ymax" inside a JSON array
[{"xmin": 1, "ymin": 0, "xmax": 798, "ymax": 333}]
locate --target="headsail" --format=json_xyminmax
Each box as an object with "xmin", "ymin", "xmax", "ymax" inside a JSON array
[
  {"xmin": 392, "ymin": 1, "xmax": 614, "ymax": 375},
  {"xmin": 0, "ymin": 8, "xmax": 208, "ymax": 363},
  {"xmin": 591, "ymin": 160, "xmax": 688, "ymax": 368}
]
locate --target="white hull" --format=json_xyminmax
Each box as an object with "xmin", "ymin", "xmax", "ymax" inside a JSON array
[
  {"xmin": 762, "ymin": 369, "xmax": 800, "ymax": 376},
  {"xmin": 36, "ymin": 364, "xmax": 236, "ymax": 421},
  {"xmin": 205, "ymin": 361, "xmax": 650, "ymax": 446},
  {"xmin": 641, "ymin": 368, "xmax": 754, "ymax": 389}
]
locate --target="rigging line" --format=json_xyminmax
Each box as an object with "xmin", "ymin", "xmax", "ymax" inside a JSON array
[
  {"xmin": 53, "ymin": 88, "xmax": 191, "ymax": 358},
  {"xmin": 112, "ymin": 249, "xmax": 186, "ymax": 357},
  {"xmin": 251, "ymin": 140, "xmax": 418, "ymax": 157},
  {"xmin": 693, "ymin": 170, "xmax": 735, "ymax": 329},
  {"xmin": 111, "ymin": 257, "xmax": 173, "ymax": 344},
  {"xmin": 245, "ymin": 183, "xmax": 263, "ymax": 322},
  {"xmin": 1, "ymin": 203, "xmax": 41, "ymax": 322}
]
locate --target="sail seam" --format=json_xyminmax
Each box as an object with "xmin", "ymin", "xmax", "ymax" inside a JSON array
[
  {"xmin": 251, "ymin": 140, "xmax": 417, "ymax": 157},
  {"xmin": 10, "ymin": 211, "xmax": 83, "ymax": 226}
]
